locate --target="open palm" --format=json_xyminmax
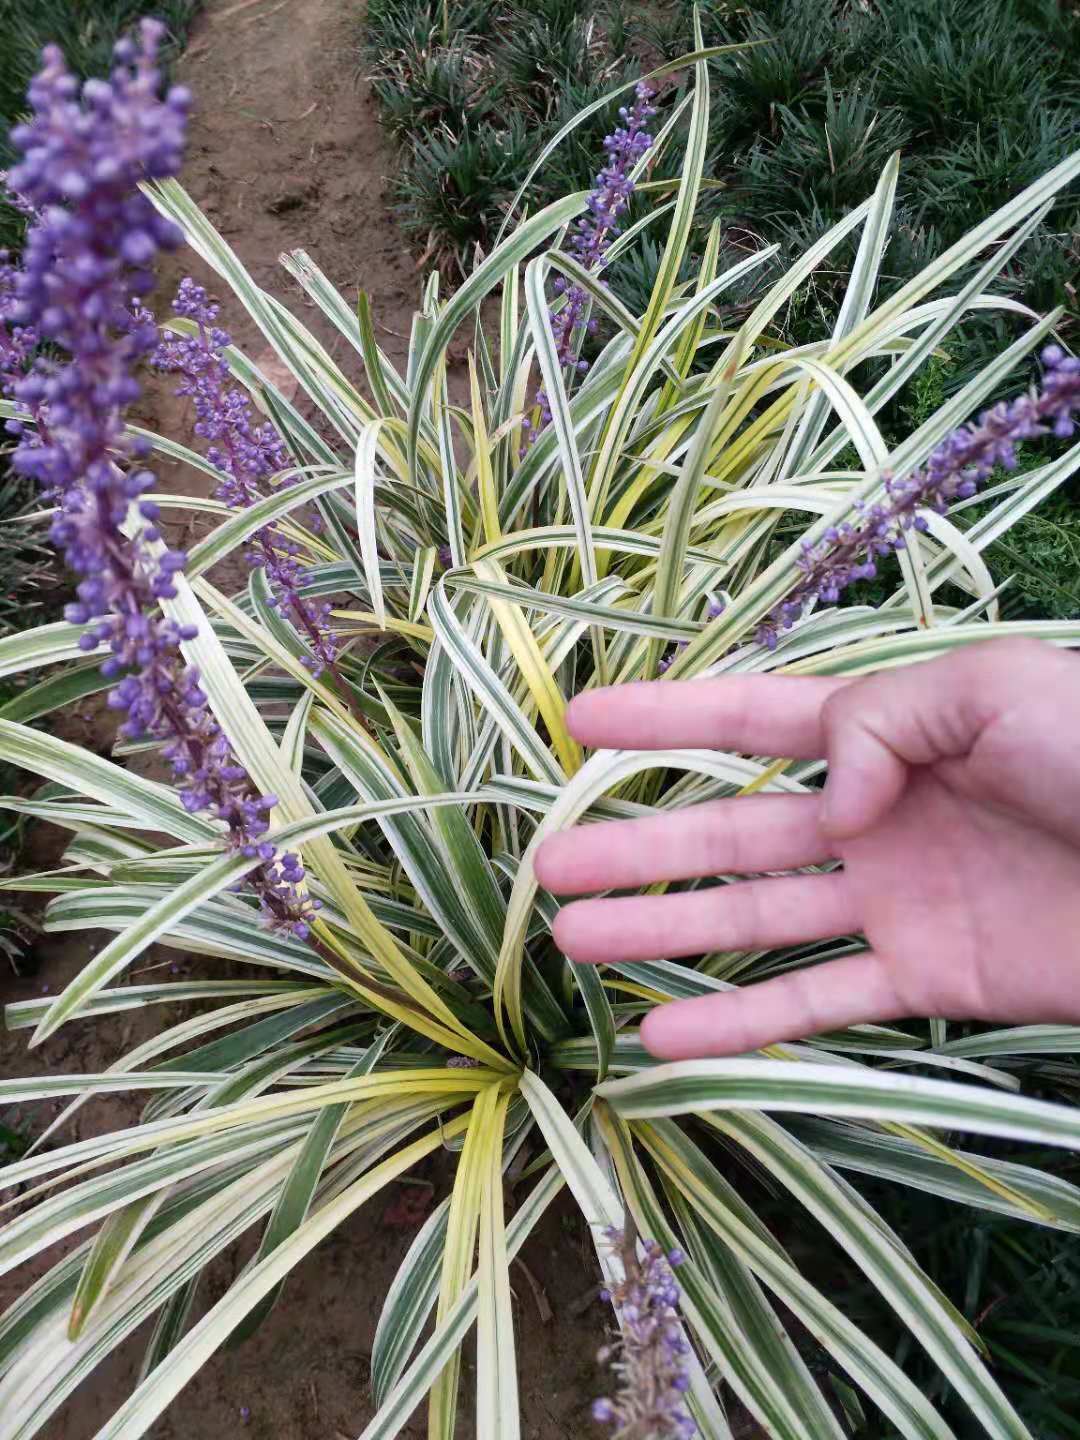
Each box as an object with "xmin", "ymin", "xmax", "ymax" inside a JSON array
[{"xmin": 536, "ymin": 640, "xmax": 1080, "ymax": 1058}]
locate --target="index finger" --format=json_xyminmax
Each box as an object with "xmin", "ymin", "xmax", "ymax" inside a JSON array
[{"xmin": 565, "ymin": 675, "xmax": 849, "ymax": 755}]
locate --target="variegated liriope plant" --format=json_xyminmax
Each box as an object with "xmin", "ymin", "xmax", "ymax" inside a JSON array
[{"xmin": 2, "ymin": 17, "xmax": 1080, "ymax": 1440}]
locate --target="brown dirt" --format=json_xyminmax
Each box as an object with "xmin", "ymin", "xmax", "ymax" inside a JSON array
[
  {"xmin": 165, "ymin": 0, "xmax": 423, "ymax": 377},
  {"xmin": 0, "ymin": 1, "xmax": 615, "ymax": 1436}
]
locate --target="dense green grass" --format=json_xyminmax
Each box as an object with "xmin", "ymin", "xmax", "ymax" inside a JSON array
[
  {"xmin": 362, "ymin": 0, "xmax": 1079, "ymax": 308},
  {"xmin": 843, "ymin": 1154, "xmax": 1080, "ymax": 1438},
  {"xmin": 0, "ymin": 0, "xmax": 203, "ymax": 251},
  {"xmin": 605, "ymin": 0, "xmax": 1079, "ymax": 397},
  {"xmin": 361, "ymin": 0, "xmax": 649, "ymax": 270},
  {"xmin": 685, "ymin": 0, "xmax": 1079, "ymax": 329}
]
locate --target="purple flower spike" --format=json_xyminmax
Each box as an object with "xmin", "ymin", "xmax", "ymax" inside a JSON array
[
  {"xmin": 0, "ymin": 251, "xmax": 38, "ymax": 397},
  {"xmin": 3, "ymin": 22, "xmax": 188, "ymax": 502},
  {"xmin": 756, "ymin": 346, "xmax": 1080, "ymax": 649},
  {"xmin": 592, "ymin": 1226, "xmax": 696, "ymax": 1439},
  {"xmin": 149, "ymin": 279, "xmax": 339, "ymax": 678},
  {"xmin": 570, "ymin": 88, "xmax": 658, "ymax": 274},
  {"xmin": 1, "ymin": 26, "xmax": 315, "ymax": 944},
  {"xmin": 528, "ymin": 82, "xmax": 657, "ymax": 445}
]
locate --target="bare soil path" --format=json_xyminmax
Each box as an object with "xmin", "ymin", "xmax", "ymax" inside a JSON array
[{"xmin": 167, "ymin": 0, "xmax": 420, "ymax": 371}]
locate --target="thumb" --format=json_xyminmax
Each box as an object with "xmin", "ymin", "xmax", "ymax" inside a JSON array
[
  {"xmin": 818, "ymin": 641, "xmax": 1031, "ymax": 839},
  {"xmin": 640, "ymin": 953, "xmax": 903, "ymax": 1058}
]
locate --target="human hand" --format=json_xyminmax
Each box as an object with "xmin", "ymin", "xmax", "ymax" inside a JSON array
[{"xmin": 535, "ymin": 639, "xmax": 1080, "ymax": 1059}]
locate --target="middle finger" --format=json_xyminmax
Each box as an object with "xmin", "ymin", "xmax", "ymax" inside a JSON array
[{"xmin": 534, "ymin": 794, "xmax": 833, "ymax": 896}]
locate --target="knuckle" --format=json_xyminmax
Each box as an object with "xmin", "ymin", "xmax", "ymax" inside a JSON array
[
  {"xmin": 718, "ymin": 879, "xmax": 763, "ymax": 948},
  {"xmin": 786, "ymin": 967, "xmax": 825, "ymax": 1039},
  {"xmin": 703, "ymin": 803, "xmax": 741, "ymax": 876},
  {"xmin": 955, "ymin": 635, "xmax": 1048, "ymax": 680},
  {"xmin": 724, "ymin": 994, "xmax": 755, "ymax": 1054},
  {"xmin": 821, "ymin": 679, "xmax": 865, "ymax": 738}
]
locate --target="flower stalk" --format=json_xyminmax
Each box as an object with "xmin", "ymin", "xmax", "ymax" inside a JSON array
[
  {"xmin": 592, "ymin": 1222, "xmax": 696, "ymax": 1440},
  {"xmin": 1, "ymin": 21, "xmax": 317, "ymax": 940},
  {"xmin": 757, "ymin": 348, "xmax": 1080, "ymax": 648},
  {"xmin": 148, "ymin": 279, "xmax": 372, "ymax": 730},
  {"xmin": 525, "ymin": 81, "xmax": 658, "ymax": 441}
]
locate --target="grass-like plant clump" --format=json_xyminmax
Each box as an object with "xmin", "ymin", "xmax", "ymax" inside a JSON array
[
  {"xmin": 2, "ymin": 18, "xmax": 1080, "ymax": 1439},
  {"xmin": 692, "ymin": 0, "xmax": 1079, "ymax": 324},
  {"xmin": 362, "ymin": 0, "xmax": 1080, "ymax": 623}
]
